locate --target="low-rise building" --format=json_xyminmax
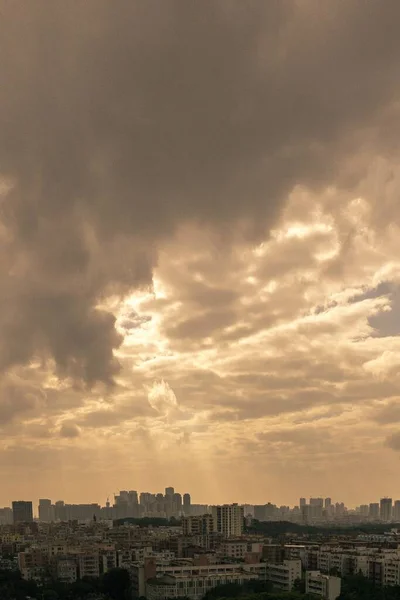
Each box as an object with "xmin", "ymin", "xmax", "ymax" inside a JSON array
[
  {"xmin": 265, "ymin": 560, "xmax": 301, "ymax": 591},
  {"xmin": 306, "ymin": 571, "xmax": 341, "ymax": 600},
  {"xmin": 147, "ymin": 570, "xmax": 255, "ymax": 600}
]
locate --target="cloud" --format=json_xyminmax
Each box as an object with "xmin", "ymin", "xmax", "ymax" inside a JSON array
[
  {"xmin": 0, "ymin": 1, "xmax": 400, "ymax": 383},
  {"xmin": 385, "ymin": 432, "xmax": 400, "ymax": 452},
  {"xmin": 1, "ymin": 1, "xmax": 400, "ymax": 505},
  {"xmin": 0, "ymin": 376, "xmax": 45, "ymax": 425},
  {"xmin": 59, "ymin": 423, "xmax": 81, "ymax": 439}
]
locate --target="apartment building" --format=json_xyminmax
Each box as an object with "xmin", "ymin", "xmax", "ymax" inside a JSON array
[
  {"xmin": 52, "ymin": 556, "xmax": 78, "ymax": 583},
  {"xmin": 219, "ymin": 540, "xmax": 247, "ymax": 559},
  {"xmin": 306, "ymin": 571, "xmax": 341, "ymax": 600},
  {"xmin": 211, "ymin": 504, "xmax": 244, "ymax": 538},
  {"xmin": 78, "ymin": 551, "xmax": 100, "ymax": 578},
  {"xmin": 146, "ymin": 570, "xmax": 255, "ymax": 600},
  {"xmin": 265, "ymin": 560, "xmax": 301, "ymax": 591},
  {"xmin": 130, "ymin": 558, "xmax": 268, "ymax": 597},
  {"xmin": 182, "ymin": 514, "xmax": 214, "ymax": 536}
]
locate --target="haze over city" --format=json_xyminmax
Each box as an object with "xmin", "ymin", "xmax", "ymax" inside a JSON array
[{"xmin": 1, "ymin": 0, "xmax": 400, "ymax": 509}]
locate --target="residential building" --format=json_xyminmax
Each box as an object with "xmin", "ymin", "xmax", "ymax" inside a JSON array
[
  {"xmin": 182, "ymin": 515, "xmax": 214, "ymax": 536},
  {"xmin": 393, "ymin": 500, "xmax": 400, "ymax": 521},
  {"xmin": 52, "ymin": 556, "xmax": 78, "ymax": 583},
  {"xmin": 12, "ymin": 501, "xmax": 33, "ymax": 523},
  {"xmin": 146, "ymin": 570, "xmax": 255, "ymax": 600},
  {"xmin": 369, "ymin": 503, "xmax": 380, "ymax": 519},
  {"xmin": 380, "ymin": 498, "xmax": 392, "ymax": 522},
  {"xmin": 78, "ymin": 551, "xmax": 100, "ymax": 578},
  {"xmin": 306, "ymin": 571, "xmax": 341, "ymax": 600},
  {"xmin": 38, "ymin": 499, "xmax": 53, "ymax": 522},
  {"xmin": 211, "ymin": 504, "xmax": 244, "ymax": 538},
  {"xmin": 265, "ymin": 560, "xmax": 301, "ymax": 591}
]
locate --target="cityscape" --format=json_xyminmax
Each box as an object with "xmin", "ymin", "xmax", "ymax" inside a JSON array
[
  {"xmin": 1, "ymin": 489, "xmax": 400, "ymax": 599},
  {"xmin": 2, "ymin": 490, "xmax": 400, "ymax": 526},
  {"xmin": 2, "ymin": 0, "xmax": 400, "ymax": 599}
]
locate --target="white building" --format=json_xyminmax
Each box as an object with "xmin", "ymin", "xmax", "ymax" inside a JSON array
[
  {"xmin": 383, "ymin": 559, "xmax": 400, "ymax": 587},
  {"xmin": 265, "ymin": 560, "xmax": 301, "ymax": 591},
  {"xmin": 211, "ymin": 504, "xmax": 244, "ymax": 538},
  {"xmin": 306, "ymin": 571, "xmax": 341, "ymax": 600},
  {"xmin": 146, "ymin": 571, "xmax": 255, "ymax": 600}
]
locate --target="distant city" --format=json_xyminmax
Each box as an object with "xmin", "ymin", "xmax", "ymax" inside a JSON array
[{"xmin": 1, "ymin": 489, "xmax": 400, "ymax": 526}]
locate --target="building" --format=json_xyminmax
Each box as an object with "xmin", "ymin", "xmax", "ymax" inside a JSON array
[
  {"xmin": 393, "ymin": 500, "xmax": 400, "ymax": 521},
  {"xmin": 369, "ymin": 503, "xmax": 380, "ymax": 519},
  {"xmin": 211, "ymin": 504, "xmax": 244, "ymax": 538},
  {"xmin": 130, "ymin": 558, "xmax": 267, "ymax": 598},
  {"xmin": 380, "ymin": 498, "xmax": 393, "ymax": 522},
  {"xmin": 183, "ymin": 493, "xmax": 191, "ymax": 515},
  {"xmin": 12, "ymin": 501, "xmax": 33, "ymax": 523},
  {"xmin": 146, "ymin": 570, "xmax": 255, "ymax": 600},
  {"xmin": 219, "ymin": 540, "xmax": 247, "ymax": 560},
  {"xmin": 266, "ymin": 560, "xmax": 301, "ymax": 591},
  {"xmin": 38, "ymin": 499, "xmax": 53, "ymax": 522},
  {"xmin": 306, "ymin": 571, "xmax": 341, "ymax": 600},
  {"xmin": 0, "ymin": 507, "xmax": 13, "ymax": 525},
  {"xmin": 78, "ymin": 552, "xmax": 100, "ymax": 578},
  {"xmin": 182, "ymin": 514, "xmax": 214, "ymax": 536},
  {"xmin": 52, "ymin": 556, "xmax": 78, "ymax": 583}
]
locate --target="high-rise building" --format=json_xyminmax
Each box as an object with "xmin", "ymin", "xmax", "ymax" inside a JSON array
[
  {"xmin": 211, "ymin": 504, "xmax": 244, "ymax": 538},
  {"xmin": 128, "ymin": 490, "xmax": 138, "ymax": 505},
  {"xmin": 183, "ymin": 493, "xmax": 191, "ymax": 515},
  {"xmin": 299, "ymin": 498, "xmax": 306, "ymax": 508},
  {"xmin": 165, "ymin": 487, "xmax": 175, "ymax": 497},
  {"xmin": 12, "ymin": 501, "xmax": 33, "ymax": 523},
  {"xmin": 38, "ymin": 499, "xmax": 52, "ymax": 522},
  {"xmin": 310, "ymin": 498, "xmax": 323, "ymax": 520},
  {"xmin": 369, "ymin": 503, "xmax": 379, "ymax": 519},
  {"xmin": 324, "ymin": 498, "xmax": 332, "ymax": 509},
  {"xmin": 393, "ymin": 500, "xmax": 400, "ymax": 521},
  {"xmin": 380, "ymin": 498, "xmax": 393, "ymax": 521},
  {"xmin": 54, "ymin": 500, "xmax": 67, "ymax": 521},
  {"xmin": 173, "ymin": 492, "xmax": 182, "ymax": 512},
  {"xmin": 0, "ymin": 507, "xmax": 12, "ymax": 525}
]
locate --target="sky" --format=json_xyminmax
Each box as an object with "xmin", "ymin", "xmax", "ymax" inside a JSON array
[{"xmin": 1, "ymin": 1, "xmax": 400, "ymax": 508}]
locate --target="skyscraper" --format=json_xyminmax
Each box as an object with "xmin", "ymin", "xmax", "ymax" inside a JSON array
[
  {"xmin": 369, "ymin": 503, "xmax": 379, "ymax": 519},
  {"xmin": 38, "ymin": 499, "xmax": 52, "ymax": 522},
  {"xmin": 12, "ymin": 501, "xmax": 33, "ymax": 523},
  {"xmin": 183, "ymin": 493, "xmax": 191, "ymax": 515},
  {"xmin": 165, "ymin": 487, "xmax": 174, "ymax": 497},
  {"xmin": 380, "ymin": 497, "xmax": 393, "ymax": 521},
  {"xmin": 299, "ymin": 498, "xmax": 306, "ymax": 508}
]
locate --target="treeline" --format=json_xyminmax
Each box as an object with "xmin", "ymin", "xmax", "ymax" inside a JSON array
[
  {"xmin": 339, "ymin": 574, "xmax": 400, "ymax": 600},
  {"xmin": 113, "ymin": 516, "xmax": 181, "ymax": 527},
  {"xmin": 246, "ymin": 520, "xmax": 400, "ymax": 537},
  {"xmin": 0, "ymin": 566, "xmax": 130, "ymax": 600}
]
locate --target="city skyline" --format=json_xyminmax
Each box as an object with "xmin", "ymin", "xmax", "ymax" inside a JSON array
[
  {"xmin": 3, "ymin": 490, "xmax": 400, "ymax": 516},
  {"xmin": 1, "ymin": 2, "xmax": 400, "ymax": 503}
]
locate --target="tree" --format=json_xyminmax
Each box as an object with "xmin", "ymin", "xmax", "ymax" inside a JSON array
[{"xmin": 102, "ymin": 567, "xmax": 131, "ymax": 600}]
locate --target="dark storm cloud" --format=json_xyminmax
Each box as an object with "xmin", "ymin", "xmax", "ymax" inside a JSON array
[{"xmin": 1, "ymin": 0, "xmax": 400, "ymax": 383}]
